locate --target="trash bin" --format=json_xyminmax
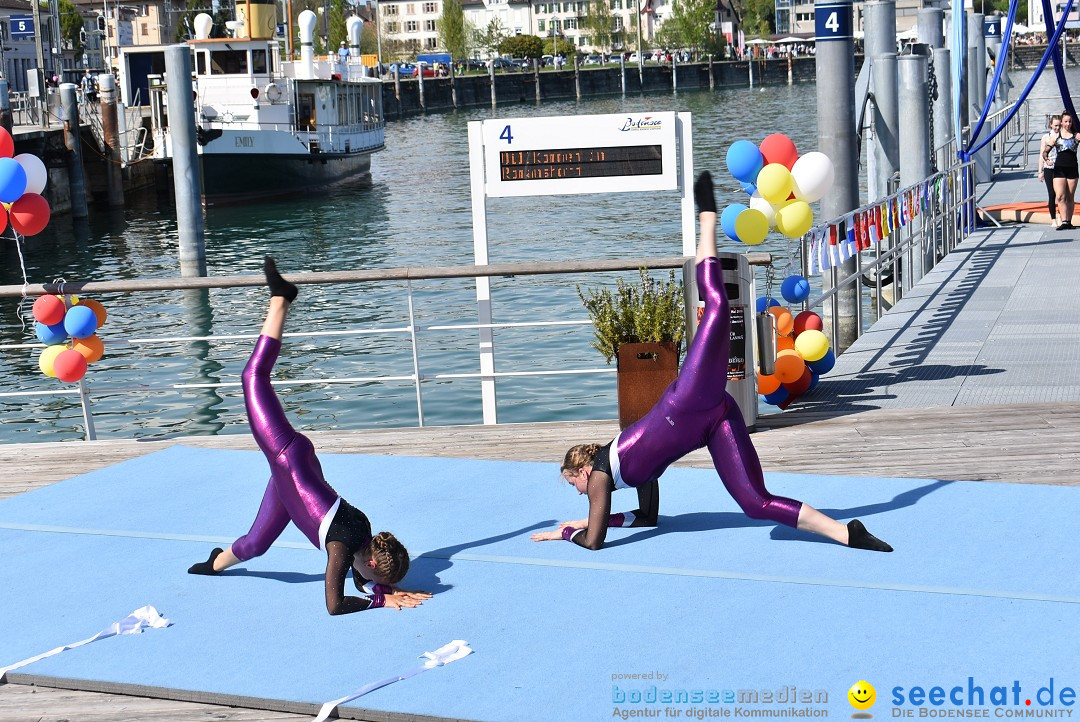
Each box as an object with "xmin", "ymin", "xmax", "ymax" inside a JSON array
[{"xmin": 682, "ymin": 253, "xmax": 757, "ymax": 430}]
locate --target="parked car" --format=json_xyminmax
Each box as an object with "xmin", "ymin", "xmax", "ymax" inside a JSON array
[
  {"xmin": 583, "ymin": 54, "xmax": 603, "ymax": 65},
  {"xmin": 390, "ymin": 62, "xmax": 417, "ymax": 76}
]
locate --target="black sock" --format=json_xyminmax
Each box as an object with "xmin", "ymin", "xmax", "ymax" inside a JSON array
[
  {"xmin": 188, "ymin": 547, "xmax": 224, "ymax": 575},
  {"xmin": 264, "ymin": 256, "xmax": 298, "ymax": 302},
  {"xmin": 847, "ymin": 519, "xmax": 893, "ymax": 552},
  {"xmin": 694, "ymin": 171, "xmax": 717, "ymax": 214}
]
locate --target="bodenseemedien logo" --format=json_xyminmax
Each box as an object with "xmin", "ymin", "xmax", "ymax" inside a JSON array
[{"xmin": 849, "ymin": 681, "xmax": 877, "ymax": 718}]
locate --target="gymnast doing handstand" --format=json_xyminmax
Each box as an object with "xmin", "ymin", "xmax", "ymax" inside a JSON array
[{"xmin": 187, "ymin": 258, "xmax": 432, "ymax": 614}]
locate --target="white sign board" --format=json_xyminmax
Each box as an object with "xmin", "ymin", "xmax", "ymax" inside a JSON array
[{"xmin": 480, "ymin": 112, "xmax": 679, "ymax": 197}]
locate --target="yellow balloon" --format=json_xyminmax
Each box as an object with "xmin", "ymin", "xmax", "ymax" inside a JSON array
[
  {"xmin": 734, "ymin": 208, "xmax": 768, "ymax": 245},
  {"xmin": 756, "ymin": 163, "xmax": 793, "ymax": 205},
  {"xmin": 38, "ymin": 344, "xmax": 66, "ymax": 378},
  {"xmin": 775, "ymin": 200, "xmax": 814, "ymax": 239},
  {"xmin": 794, "ymin": 329, "xmax": 830, "ymax": 362}
]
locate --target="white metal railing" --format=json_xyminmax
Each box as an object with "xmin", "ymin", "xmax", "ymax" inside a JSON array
[
  {"xmin": 0, "ymin": 257, "xmax": 727, "ymax": 441},
  {"xmin": 799, "ymin": 161, "xmax": 976, "ymax": 354}
]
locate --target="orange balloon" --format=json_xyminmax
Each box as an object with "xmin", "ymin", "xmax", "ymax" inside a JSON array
[
  {"xmin": 776, "ymin": 334, "xmax": 795, "ymax": 351},
  {"xmin": 77, "ymin": 298, "xmax": 107, "ymax": 328},
  {"xmin": 773, "ymin": 349, "xmax": 806, "ymax": 383},
  {"xmin": 72, "ymin": 334, "xmax": 104, "ymax": 363},
  {"xmin": 768, "ymin": 305, "xmax": 794, "ymax": 335},
  {"xmin": 757, "ymin": 372, "xmax": 781, "ymax": 395}
]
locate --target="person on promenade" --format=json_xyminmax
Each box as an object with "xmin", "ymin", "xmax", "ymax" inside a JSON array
[
  {"xmin": 531, "ymin": 172, "xmax": 893, "ymax": 553},
  {"xmin": 1039, "ymin": 114, "xmax": 1061, "ymax": 228},
  {"xmin": 187, "ymin": 257, "xmax": 431, "ymax": 614},
  {"xmin": 1052, "ymin": 111, "xmax": 1079, "ymax": 230}
]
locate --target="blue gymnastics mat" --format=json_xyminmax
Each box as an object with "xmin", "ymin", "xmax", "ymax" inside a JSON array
[{"xmin": 1, "ymin": 445, "xmax": 1078, "ymax": 721}]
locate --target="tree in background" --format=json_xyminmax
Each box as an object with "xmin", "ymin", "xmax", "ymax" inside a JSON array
[
  {"xmin": 654, "ymin": 0, "xmax": 713, "ymax": 55},
  {"xmin": 498, "ymin": 33, "xmax": 544, "ymax": 58},
  {"xmin": 59, "ymin": 0, "xmax": 85, "ymax": 55},
  {"xmin": 439, "ymin": 0, "xmax": 469, "ymax": 59},
  {"xmin": 739, "ymin": 0, "xmax": 774, "ymax": 36},
  {"xmin": 473, "ymin": 17, "xmax": 509, "ymax": 58},
  {"xmin": 582, "ymin": 0, "xmax": 614, "ymax": 52},
  {"xmin": 328, "ymin": 0, "xmax": 348, "ymax": 49}
]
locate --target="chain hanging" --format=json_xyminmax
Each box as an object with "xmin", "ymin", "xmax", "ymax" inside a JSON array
[{"xmin": 927, "ymin": 56, "xmax": 939, "ymax": 173}]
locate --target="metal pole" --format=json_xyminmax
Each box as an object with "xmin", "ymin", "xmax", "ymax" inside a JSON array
[
  {"xmin": 78, "ymin": 378, "xmax": 97, "ymax": 441},
  {"xmin": 984, "ymin": 15, "xmax": 1002, "ymax": 110},
  {"xmin": 59, "ymin": 83, "xmax": 89, "ymax": 219},
  {"xmin": 898, "ymin": 51, "xmax": 931, "ymax": 280},
  {"xmin": 533, "ymin": 57, "xmax": 540, "ymax": 103},
  {"xmin": 574, "ymin": 53, "xmax": 580, "ymax": 99},
  {"xmin": 32, "ymin": 0, "xmax": 48, "ymax": 127},
  {"xmin": 917, "ymin": 7, "xmax": 944, "ymax": 48},
  {"xmin": 620, "ymin": 55, "xmax": 626, "ymax": 95},
  {"xmin": 863, "ymin": 0, "xmax": 895, "ymax": 202},
  {"xmin": 375, "ymin": 0, "xmax": 382, "ymax": 69},
  {"xmin": 98, "ymin": 72, "xmax": 124, "ymax": 208},
  {"xmin": 816, "ymin": 0, "xmax": 859, "ymax": 352},
  {"xmin": 933, "ymin": 47, "xmax": 953, "ymax": 170},
  {"xmin": 488, "ymin": 58, "xmax": 495, "ymax": 107},
  {"xmin": 672, "ymin": 53, "xmax": 677, "ymax": 91},
  {"xmin": 708, "ymin": 53, "xmax": 714, "ymax": 89},
  {"xmin": 871, "ymin": 53, "xmax": 899, "ymax": 200},
  {"xmin": 164, "ymin": 45, "xmax": 207, "ymax": 277},
  {"xmin": 418, "ymin": 60, "xmax": 425, "ymax": 111}
]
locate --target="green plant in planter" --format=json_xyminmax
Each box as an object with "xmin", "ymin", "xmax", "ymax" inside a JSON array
[{"xmin": 577, "ymin": 268, "xmax": 685, "ymax": 364}]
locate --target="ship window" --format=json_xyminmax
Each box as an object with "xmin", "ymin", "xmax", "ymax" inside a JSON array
[
  {"xmin": 210, "ymin": 49, "xmax": 248, "ymax": 74},
  {"xmin": 196, "ymin": 51, "xmax": 208, "ymax": 74},
  {"xmin": 251, "ymin": 48, "xmax": 268, "ymax": 73}
]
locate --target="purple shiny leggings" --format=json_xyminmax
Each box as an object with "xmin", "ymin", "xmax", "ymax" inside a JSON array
[
  {"xmin": 231, "ymin": 335, "xmax": 339, "ymax": 561},
  {"xmin": 615, "ymin": 258, "xmax": 803, "ymax": 528}
]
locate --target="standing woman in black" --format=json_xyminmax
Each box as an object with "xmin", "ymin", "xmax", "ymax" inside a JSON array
[
  {"xmin": 1039, "ymin": 115, "xmax": 1061, "ymax": 228},
  {"xmin": 1052, "ymin": 111, "xmax": 1079, "ymax": 230}
]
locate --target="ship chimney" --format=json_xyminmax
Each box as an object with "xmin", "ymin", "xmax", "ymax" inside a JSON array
[
  {"xmin": 193, "ymin": 12, "xmax": 213, "ymax": 40},
  {"xmin": 298, "ymin": 10, "xmax": 316, "ymax": 80},
  {"xmin": 347, "ymin": 16, "xmax": 364, "ymax": 57}
]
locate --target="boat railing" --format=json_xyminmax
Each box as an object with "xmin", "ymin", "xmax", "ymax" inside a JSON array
[{"xmin": 0, "ymin": 256, "xmax": 766, "ymax": 441}]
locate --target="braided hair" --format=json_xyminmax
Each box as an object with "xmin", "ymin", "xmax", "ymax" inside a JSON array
[
  {"xmin": 561, "ymin": 443, "xmax": 601, "ymax": 475},
  {"xmin": 370, "ymin": 531, "xmax": 410, "ymax": 584}
]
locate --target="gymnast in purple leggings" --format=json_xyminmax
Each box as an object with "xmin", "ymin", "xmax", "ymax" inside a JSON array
[
  {"xmin": 532, "ymin": 172, "xmax": 892, "ymax": 553},
  {"xmin": 187, "ymin": 258, "xmax": 432, "ymax": 614}
]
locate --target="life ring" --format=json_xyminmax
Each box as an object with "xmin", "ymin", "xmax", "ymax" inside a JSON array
[{"xmin": 263, "ymin": 83, "xmax": 282, "ymax": 102}]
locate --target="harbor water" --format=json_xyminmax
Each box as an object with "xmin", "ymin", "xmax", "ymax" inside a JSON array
[{"xmin": 0, "ymin": 69, "xmax": 1063, "ymax": 443}]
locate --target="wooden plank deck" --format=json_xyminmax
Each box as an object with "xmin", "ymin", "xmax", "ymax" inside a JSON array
[{"xmin": 4, "ymin": 402, "xmax": 1080, "ymax": 720}]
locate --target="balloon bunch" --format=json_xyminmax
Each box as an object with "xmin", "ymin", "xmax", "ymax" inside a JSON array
[
  {"xmin": 722, "ymin": 134, "xmax": 835, "ymax": 246},
  {"xmin": 33, "ymin": 294, "xmax": 107, "ymax": 383},
  {"xmin": 0, "ymin": 127, "xmax": 50, "ymax": 236},
  {"xmin": 756, "ymin": 281, "xmax": 835, "ymax": 410}
]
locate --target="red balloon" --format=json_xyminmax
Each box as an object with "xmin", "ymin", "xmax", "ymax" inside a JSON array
[
  {"xmin": 54, "ymin": 349, "xmax": 87, "ymax": 383},
  {"xmin": 782, "ymin": 366, "xmax": 813, "ymax": 397},
  {"xmin": 793, "ymin": 310, "xmax": 824, "ymax": 336},
  {"xmin": 32, "ymin": 294, "xmax": 65, "ymax": 325},
  {"xmin": 0, "ymin": 127, "xmax": 13, "ymax": 159},
  {"xmin": 0, "ymin": 205, "xmax": 7, "ymax": 235},
  {"xmin": 9, "ymin": 193, "xmax": 50, "ymax": 236},
  {"xmin": 760, "ymin": 133, "xmax": 799, "ymax": 170}
]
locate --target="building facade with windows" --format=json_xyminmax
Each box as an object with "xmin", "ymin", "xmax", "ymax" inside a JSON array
[{"xmin": 381, "ymin": 0, "xmax": 445, "ymax": 54}]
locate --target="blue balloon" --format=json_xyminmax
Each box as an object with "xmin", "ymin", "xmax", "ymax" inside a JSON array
[
  {"xmin": 808, "ymin": 371, "xmax": 820, "ymax": 391},
  {"xmin": 0, "ymin": 157, "xmax": 27, "ymax": 204},
  {"xmin": 762, "ymin": 387, "xmax": 790, "ymax": 406},
  {"xmin": 36, "ymin": 321, "xmax": 67, "ymax": 345},
  {"xmin": 781, "ymin": 275, "xmax": 811, "ymax": 303},
  {"xmin": 740, "ymin": 181, "xmax": 758, "ymax": 195},
  {"xmin": 64, "ymin": 305, "xmax": 98, "ymax": 339},
  {"xmin": 726, "ymin": 140, "xmax": 764, "ymax": 183},
  {"xmin": 807, "ymin": 348, "xmax": 835, "ymax": 375},
  {"xmin": 755, "ymin": 296, "xmax": 781, "ymax": 313},
  {"xmin": 720, "ymin": 203, "xmax": 748, "ymax": 242}
]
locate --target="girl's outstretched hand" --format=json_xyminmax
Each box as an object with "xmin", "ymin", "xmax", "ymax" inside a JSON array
[
  {"xmin": 384, "ymin": 591, "xmax": 426, "ymax": 610},
  {"xmin": 392, "ymin": 588, "xmax": 432, "ymax": 601},
  {"xmin": 530, "ymin": 530, "xmax": 563, "ymax": 542},
  {"xmin": 558, "ymin": 519, "xmax": 588, "ymax": 530}
]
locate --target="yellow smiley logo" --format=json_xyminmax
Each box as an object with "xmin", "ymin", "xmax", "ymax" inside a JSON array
[{"xmin": 848, "ymin": 681, "xmax": 876, "ymax": 711}]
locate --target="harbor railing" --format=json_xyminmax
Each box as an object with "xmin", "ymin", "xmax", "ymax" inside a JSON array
[
  {"xmin": 0, "ymin": 256, "xmax": 767, "ymax": 441},
  {"xmin": 798, "ymin": 160, "xmax": 976, "ymax": 354}
]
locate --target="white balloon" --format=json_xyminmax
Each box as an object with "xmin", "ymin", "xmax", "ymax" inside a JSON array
[
  {"xmin": 790, "ymin": 151, "xmax": 835, "ymax": 203},
  {"xmin": 749, "ymin": 192, "xmax": 778, "ymax": 228},
  {"xmin": 14, "ymin": 153, "xmax": 47, "ymax": 195}
]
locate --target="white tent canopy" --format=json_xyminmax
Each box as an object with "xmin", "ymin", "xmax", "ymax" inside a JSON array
[
  {"xmin": 1012, "ymin": 22, "xmax": 1034, "ymax": 34},
  {"xmin": 896, "ymin": 26, "xmax": 919, "ymax": 40}
]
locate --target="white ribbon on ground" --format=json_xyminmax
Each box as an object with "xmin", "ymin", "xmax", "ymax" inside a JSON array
[
  {"xmin": 313, "ymin": 640, "xmax": 473, "ymax": 722},
  {"xmin": 0, "ymin": 605, "xmax": 171, "ymax": 683}
]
